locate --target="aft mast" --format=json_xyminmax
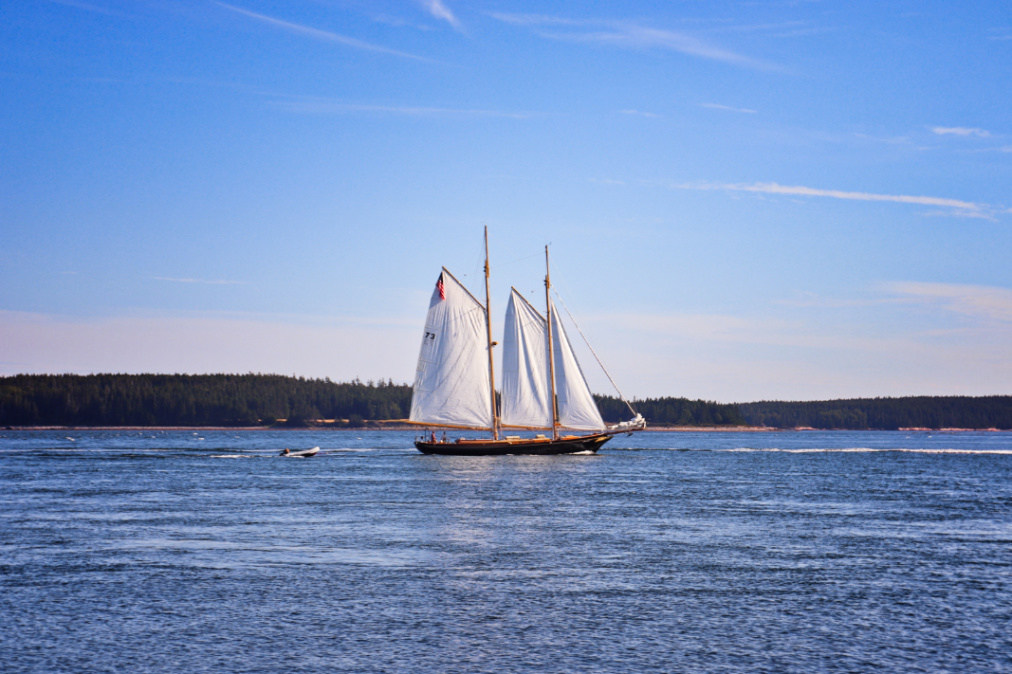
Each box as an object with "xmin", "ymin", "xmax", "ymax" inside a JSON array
[
  {"xmin": 544, "ymin": 245, "xmax": 560, "ymax": 440},
  {"xmin": 484, "ymin": 227, "xmax": 500, "ymax": 440}
]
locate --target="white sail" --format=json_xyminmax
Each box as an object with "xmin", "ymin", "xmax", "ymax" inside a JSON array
[
  {"xmin": 551, "ymin": 304, "xmax": 606, "ymax": 431},
  {"xmin": 500, "ymin": 289, "xmax": 553, "ymax": 429},
  {"xmin": 409, "ymin": 269, "xmax": 493, "ymax": 429}
]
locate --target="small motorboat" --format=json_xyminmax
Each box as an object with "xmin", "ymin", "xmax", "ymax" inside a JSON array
[{"xmin": 279, "ymin": 446, "xmax": 320, "ymax": 457}]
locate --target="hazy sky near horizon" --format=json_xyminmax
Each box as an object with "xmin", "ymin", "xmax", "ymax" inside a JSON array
[{"xmin": 2, "ymin": 0, "xmax": 1011, "ymax": 403}]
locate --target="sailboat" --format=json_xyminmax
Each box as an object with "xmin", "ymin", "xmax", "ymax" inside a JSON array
[{"xmin": 408, "ymin": 230, "xmax": 645, "ymax": 455}]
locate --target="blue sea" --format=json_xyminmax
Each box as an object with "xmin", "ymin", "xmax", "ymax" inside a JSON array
[{"xmin": 2, "ymin": 429, "xmax": 1011, "ymax": 673}]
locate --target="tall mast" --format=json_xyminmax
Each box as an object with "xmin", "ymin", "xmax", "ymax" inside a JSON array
[
  {"xmin": 545, "ymin": 245, "xmax": 559, "ymax": 439},
  {"xmin": 484, "ymin": 226, "xmax": 500, "ymax": 440}
]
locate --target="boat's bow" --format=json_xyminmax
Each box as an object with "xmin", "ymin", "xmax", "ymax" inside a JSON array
[{"xmin": 609, "ymin": 414, "xmax": 647, "ymax": 433}]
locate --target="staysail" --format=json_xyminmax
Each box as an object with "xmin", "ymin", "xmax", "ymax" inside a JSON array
[
  {"xmin": 500, "ymin": 288, "xmax": 552, "ymax": 429},
  {"xmin": 551, "ymin": 302, "xmax": 606, "ymax": 431},
  {"xmin": 409, "ymin": 269, "xmax": 493, "ymax": 429}
]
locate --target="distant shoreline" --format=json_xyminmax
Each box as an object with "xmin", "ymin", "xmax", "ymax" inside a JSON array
[{"xmin": 6, "ymin": 375, "xmax": 1009, "ymax": 430}]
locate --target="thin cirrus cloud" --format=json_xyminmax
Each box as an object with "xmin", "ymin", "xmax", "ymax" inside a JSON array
[
  {"xmin": 270, "ymin": 97, "xmax": 533, "ymax": 118},
  {"xmin": 931, "ymin": 126, "xmax": 992, "ymax": 138},
  {"xmin": 620, "ymin": 109, "xmax": 661, "ymax": 118},
  {"xmin": 778, "ymin": 284, "xmax": 1012, "ymax": 324},
  {"xmin": 420, "ymin": 0, "xmax": 461, "ymax": 30},
  {"xmin": 0, "ymin": 310, "xmax": 418, "ymax": 381},
  {"xmin": 700, "ymin": 102, "xmax": 758, "ymax": 114},
  {"xmin": 49, "ymin": 0, "xmax": 125, "ymax": 16},
  {"xmin": 214, "ymin": 2, "xmax": 428, "ymax": 61},
  {"xmin": 154, "ymin": 277, "xmax": 245, "ymax": 286},
  {"xmin": 490, "ymin": 13, "xmax": 776, "ymax": 70},
  {"xmin": 881, "ymin": 282, "xmax": 1012, "ymax": 323},
  {"xmin": 677, "ymin": 181, "xmax": 988, "ymax": 214}
]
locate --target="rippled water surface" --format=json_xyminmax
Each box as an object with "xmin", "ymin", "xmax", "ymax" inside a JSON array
[{"xmin": 2, "ymin": 430, "xmax": 1011, "ymax": 673}]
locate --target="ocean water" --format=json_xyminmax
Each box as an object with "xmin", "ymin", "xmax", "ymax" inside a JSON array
[{"xmin": 1, "ymin": 430, "xmax": 1011, "ymax": 673}]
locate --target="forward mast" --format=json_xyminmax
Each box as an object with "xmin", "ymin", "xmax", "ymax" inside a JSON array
[{"xmin": 483, "ymin": 226, "xmax": 500, "ymax": 440}]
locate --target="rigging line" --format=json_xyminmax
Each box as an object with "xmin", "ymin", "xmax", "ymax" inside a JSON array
[
  {"xmin": 457, "ymin": 232, "xmax": 488, "ymax": 282},
  {"xmin": 496, "ymin": 251, "xmax": 544, "ymax": 269},
  {"xmin": 552, "ymin": 289, "xmax": 639, "ymax": 419}
]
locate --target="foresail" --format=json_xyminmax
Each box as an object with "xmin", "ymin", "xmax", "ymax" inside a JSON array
[
  {"xmin": 551, "ymin": 304, "xmax": 606, "ymax": 431},
  {"xmin": 500, "ymin": 289, "xmax": 552, "ymax": 429},
  {"xmin": 409, "ymin": 269, "xmax": 493, "ymax": 429}
]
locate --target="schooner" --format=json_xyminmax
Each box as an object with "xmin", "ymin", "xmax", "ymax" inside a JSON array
[{"xmin": 409, "ymin": 229, "xmax": 644, "ymax": 455}]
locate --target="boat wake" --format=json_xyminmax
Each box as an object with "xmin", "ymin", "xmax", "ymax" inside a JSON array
[{"xmin": 723, "ymin": 447, "xmax": 1012, "ymax": 455}]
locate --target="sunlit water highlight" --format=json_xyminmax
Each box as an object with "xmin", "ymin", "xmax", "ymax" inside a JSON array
[{"xmin": 2, "ymin": 430, "xmax": 1011, "ymax": 672}]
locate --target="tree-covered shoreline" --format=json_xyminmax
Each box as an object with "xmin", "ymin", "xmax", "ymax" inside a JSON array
[
  {"xmin": 0, "ymin": 374, "xmax": 410, "ymax": 428},
  {"xmin": 1, "ymin": 374, "xmax": 1010, "ymax": 430},
  {"xmin": 737, "ymin": 396, "xmax": 1012, "ymax": 431}
]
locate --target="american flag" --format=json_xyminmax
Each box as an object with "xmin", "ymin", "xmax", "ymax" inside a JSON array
[{"xmin": 437, "ymin": 273, "xmax": 445, "ymax": 300}]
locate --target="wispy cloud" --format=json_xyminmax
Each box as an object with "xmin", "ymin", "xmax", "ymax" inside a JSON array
[
  {"xmin": 881, "ymin": 282, "xmax": 1012, "ymax": 323},
  {"xmin": 154, "ymin": 277, "xmax": 245, "ymax": 286},
  {"xmin": 620, "ymin": 109, "xmax": 660, "ymax": 118},
  {"xmin": 584, "ymin": 288, "xmax": 1012, "ymax": 400},
  {"xmin": 420, "ymin": 0, "xmax": 461, "ymax": 30},
  {"xmin": 0, "ymin": 310, "xmax": 417, "ymax": 382},
  {"xmin": 490, "ymin": 13, "xmax": 573, "ymax": 27},
  {"xmin": 932, "ymin": 126, "xmax": 991, "ymax": 138},
  {"xmin": 776, "ymin": 290, "xmax": 884, "ymax": 310},
  {"xmin": 592, "ymin": 311, "xmax": 781, "ymax": 344},
  {"xmin": 270, "ymin": 98, "xmax": 533, "ymax": 118},
  {"xmin": 47, "ymin": 0, "xmax": 123, "ymax": 16},
  {"xmin": 490, "ymin": 13, "xmax": 777, "ymax": 70},
  {"xmin": 215, "ymin": 2, "xmax": 428, "ymax": 61},
  {"xmin": 676, "ymin": 181, "xmax": 988, "ymax": 214},
  {"xmin": 852, "ymin": 132, "xmax": 915, "ymax": 146},
  {"xmin": 700, "ymin": 102, "xmax": 757, "ymax": 114},
  {"xmin": 49, "ymin": 0, "xmax": 105, "ymax": 14},
  {"xmin": 782, "ymin": 283, "xmax": 1012, "ymax": 324}
]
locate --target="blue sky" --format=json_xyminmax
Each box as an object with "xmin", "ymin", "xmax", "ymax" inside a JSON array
[{"xmin": 2, "ymin": 0, "xmax": 1010, "ymax": 402}]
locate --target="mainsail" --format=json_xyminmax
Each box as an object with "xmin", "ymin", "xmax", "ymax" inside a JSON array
[
  {"xmin": 499, "ymin": 288, "xmax": 606, "ymax": 432},
  {"xmin": 409, "ymin": 269, "xmax": 493, "ymax": 429}
]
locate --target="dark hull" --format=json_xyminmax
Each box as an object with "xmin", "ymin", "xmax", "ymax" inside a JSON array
[{"xmin": 415, "ymin": 432, "xmax": 612, "ymax": 456}]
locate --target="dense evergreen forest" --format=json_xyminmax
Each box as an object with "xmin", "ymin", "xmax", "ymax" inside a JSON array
[
  {"xmin": 737, "ymin": 397, "xmax": 1012, "ymax": 430},
  {"xmin": 595, "ymin": 395, "xmax": 747, "ymax": 427},
  {"xmin": 1, "ymin": 374, "xmax": 1009, "ymax": 429},
  {"xmin": 0, "ymin": 373, "xmax": 741, "ymax": 428},
  {"xmin": 0, "ymin": 374, "xmax": 410, "ymax": 427}
]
